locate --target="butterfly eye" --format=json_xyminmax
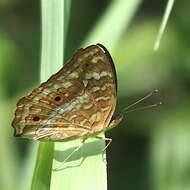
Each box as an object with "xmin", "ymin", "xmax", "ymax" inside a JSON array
[
  {"xmin": 33, "ymin": 116, "xmax": 40, "ymax": 122},
  {"xmin": 54, "ymin": 96, "xmax": 61, "ymax": 102}
]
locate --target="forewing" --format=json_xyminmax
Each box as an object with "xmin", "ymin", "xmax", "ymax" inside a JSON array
[
  {"xmin": 12, "ymin": 44, "xmax": 117, "ymax": 141},
  {"xmin": 81, "ymin": 44, "xmax": 117, "ymax": 132}
]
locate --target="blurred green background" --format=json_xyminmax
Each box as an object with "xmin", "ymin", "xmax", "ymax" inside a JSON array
[{"xmin": 1, "ymin": 0, "xmax": 190, "ymax": 190}]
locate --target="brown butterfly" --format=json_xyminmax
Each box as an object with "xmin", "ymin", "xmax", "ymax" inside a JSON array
[
  {"xmin": 12, "ymin": 43, "xmax": 123, "ymax": 140},
  {"xmin": 12, "ymin": 44, "xmax": 159, "ymax": 170}
]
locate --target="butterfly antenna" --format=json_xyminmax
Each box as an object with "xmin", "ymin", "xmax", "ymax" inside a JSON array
[
  {"xmin": 120, "ymin": 89, "xmax": 161, "ymax": 115},
  {"xmin": 124, "ymin": 102, "xmax": 162, "ymax": 114}
]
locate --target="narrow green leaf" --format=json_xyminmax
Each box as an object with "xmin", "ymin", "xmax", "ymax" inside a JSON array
[
  {"xmin": 40, "ymin": 0, "xmax": 64, "ymax": 80},
  {"xmin": 19, "ymin": 142, "xmax": 38, "ymax": 190},
  {"xmin": 31, "ymin": 0, "xmax": 141, "ymax": 189},
  {"xmin": 154, "ymin": 0, "xmax": 175, "ymax": 51},
  {"xmin": 31, "ymin": 0, "xmax": 64, "ymax": 189},
  {"xmin": 51, "ymin": 1, "xmax": 142, "ymax": 190},
  {"xmin": 83, "ymin": 0, "xmax": 142, "ymax": 50},
  {"xmin": 0, "ymin": 102, "xmax": 19, "ymax": 190},
  {"xmin": 31, "ymin": 142, "xmax": 54, "ymax": 190},
  {"xmin": 63, "ymin": 0, "xmax": 71, "ymax": 43}
]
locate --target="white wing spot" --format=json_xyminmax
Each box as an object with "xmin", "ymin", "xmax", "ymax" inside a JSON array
[
  {"xmin": 80, "ymin": 118, "xmax": 88, "ymax": 126},
  {"xmin": 77, "ymin": 94, "xmax": 89, "ymax": 104},
  {"xmin": 91, "ymin": 86, "xmax": 100, "ymax": 92},
  {"xmin": 83, "ymin": 80, "xmax": 88, "ymax": 87},
  {"xmin": 101, "ymin": 106, "xmax": 110, "ymax": 112},
  {"xmin": 76, "ymin": 104, "xmax": 82, "ymax": 110},
  {"xmin": 100, "ymin": 71, "xmax": 112, "ymax": 78},
  {"xmin": 63, "ymin": 81, "xmax": 73, "ymax": 88},
  {"xmin": 33, "ymin": 96, "xmax": 41, "ymax": 101},
  {"xmin": 53, "ymin": 84, "xmax": 61, "ymax": 89},
  {"xmin": 85, "ymin": 71, "xmax": 112, "ymax": 80},
  {"xmin": 92, "ymin": 48, "xmax": 99, "ymax": 54},
  {"xmin": 89, "ymin": 113, "xmax": 97, "ymax": 122},
  {"xmin": 20, "ymin": 106, "xmax": 30, "ymax": 130},
  {"xmin": 83, "ymin": 53, "xmax": 89, "ymax": 58},
  {"xmin": 69, "ymin": 72, "xmax": 79, "ymax": 79},
  {"xmin": 46, "ymin": 116, "xmax": 59, "ymax": 124},
  {"xmin": 95, "ymin": 96, "xmax": 110, "ymax": 102},
  {"xmin": 83, "ymin": 103, "xmax": 93, "ymax": 109},
  {"xmin": 101, "ymin": 83, "xmax": 113, "ymax": 91},
  {"xmin": 78, "ymin": 58, "xmax": 82, "ymax": 62},
  {"xmin": 51, "ymin": 134, "xmax": 62, "ymax": 140},
  {"xmin": 91, "ymin": 57, "xmax": 104, "ymax": 63},
  {"xmin": 68, "ymin": 114, "xmax": 78, "ymax": 121},
  {"xmin": 56, "ymin": 101, "xmax": 77, "ymax": 114},
  {"xmin": 68, "ymin": 124, "xmax": 77, "ymax": 128},
  {"xmin": 43, "ymin": 89, "xmax": 52, "ymax": 95},
  {"xmin": 85, "ymin": 72, "xmax": 100, "ymax": 80},
  {"xmin": 96, "ymin": 112, "xmax": 101, "ymax": 121}
]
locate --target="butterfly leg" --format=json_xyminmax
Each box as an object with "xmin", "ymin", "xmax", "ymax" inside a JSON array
[
  {"xmin": 53, "ymin": 138, "xmax": 86, "ymax": 171},
  {"xmin": 106, "ymin": 115, "xmax": 123, "ymax": 131},
  {"xmin": 95, "ymin": 136, "xmax": 112, "ymax": 163}
]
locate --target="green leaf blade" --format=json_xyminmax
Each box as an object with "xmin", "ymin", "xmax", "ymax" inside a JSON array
[{"xmin": 31, "ymin": 0, "xmax": 65, "ymax": 189}]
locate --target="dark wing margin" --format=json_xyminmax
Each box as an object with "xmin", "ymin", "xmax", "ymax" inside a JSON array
[{"xmin": 96, "ymin": 43, "xmax": 117, "ymax": 92}]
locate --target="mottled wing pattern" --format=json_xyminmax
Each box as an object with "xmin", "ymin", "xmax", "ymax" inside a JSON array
[{"xmin": 12, "ymin": 44, "xmax": 117, "ymax": 141}]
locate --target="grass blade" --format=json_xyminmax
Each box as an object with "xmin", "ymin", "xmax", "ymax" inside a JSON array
[
  {"xmin": 84, "ymin": 0, "xmax": 142, "ymax": 50},
  {"xmin": 51, "ymin": 0, "xmax": 142, "ymax": 190},
  {"xmin": 154, "ymin": 0, "xmax": 175, "ymax": 51},
  {"xmin": 31, "ymin": 0, "xmax": 64, "ymax": 189}
]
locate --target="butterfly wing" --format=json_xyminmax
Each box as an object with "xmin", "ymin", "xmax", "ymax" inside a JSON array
[{"xmin": 12, "ymin": 44, "xmax": 117, "ymax": 141}]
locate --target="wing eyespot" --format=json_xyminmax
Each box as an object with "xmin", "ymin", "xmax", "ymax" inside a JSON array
[
  {"xmin": 86, "ymin": 62, "xmax": 91, "ymax": 68},
  {"xmin": 54, "ymin": 96, "xmax": 61, "ymax": 102},
  {"xmin": 33, "ymin": 116, "xmax": 40, "ymax": 122}
]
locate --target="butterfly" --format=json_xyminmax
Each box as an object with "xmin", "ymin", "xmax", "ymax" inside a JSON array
[
  {"xmin": 12, "ymin": 43, "xmax": 123, "ymax": 139},
  {"xmin": 12, "ymin": 44, "xmax": 159, "ymax": 170}
]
